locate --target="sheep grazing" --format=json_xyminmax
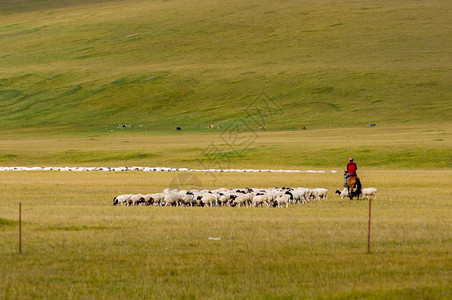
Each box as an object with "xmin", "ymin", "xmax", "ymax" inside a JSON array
[
  {"xmin": 361, "ymin": 188, "xmax": 378, "ymax": 200},
  {"xmin": 274, "ymin": 194, "xmax": 290, "ymax": 208},
  {"xmin": 163, "ymin": 193, "xmax": 180, "ymax": 207},
  {"xmin": 152, "ymin": 194, "xmax": 165, "ymax": 206},
  {"xmin": 218, "ymin": 194, "xmax": 232, "ymax": 206},
  {"xmin": 252, "ymin": 194, "xmax": 271, "ymax": 207},
  {"xmin": 291, "ymin": 188, "xmax": 308, "ymax": 204},
  {"xmin": 243, "ymin": 193, "xmax": 254, "ymax": 207},
  {"xmin": 113, "ymin": 186, "xmax": 331, "ymax": 207},
  {"xmin": 180, "ymin": 194, "xmax": 194, "ymax": 207},
  {"xmin": 311, "ymin": 188, "xmax": 328, "ymax": 201},
  {"xmin": 113, "ymin": 194, "xmax": 132, "ymax": 206},
  {"xmin": 231, "ymin": 195, "xmax": 247, "ymax": 207},
  {"xmin": 142, "ymin": 193, "xmax": 162, "ymax": 206},
  {"xmin": 201, "ymin": 194, "xmax": 217, "ymax": 207},
  {"xmin": 129, "ymin": 194, "xmax": 145, "ymax": 206}
]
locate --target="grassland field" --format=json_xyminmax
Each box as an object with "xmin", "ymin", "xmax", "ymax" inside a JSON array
[
  {"xmin": 0, "ymin": 125, "xmax": 451, "ymax": 170},
  {"xmin": 0, "ymin": 0, "xmax": 451, "ymax": 298},
  {"xmin": 1, "ymin": 170, "xmax": 451, "ymax": 299},
  {"xmin": 0, "ymin": 126, "xmax": 451, "ymax": 299}
]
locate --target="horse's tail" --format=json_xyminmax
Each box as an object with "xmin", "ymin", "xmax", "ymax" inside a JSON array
[{"xmin": 355, "ymin": 177, "xmax": 362, "ymax": 194}]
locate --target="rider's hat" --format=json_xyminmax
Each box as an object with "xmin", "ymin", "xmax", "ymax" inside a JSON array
[{"xmin": 349, "ymin": 157, "xmax": 353, "ymax": 161}]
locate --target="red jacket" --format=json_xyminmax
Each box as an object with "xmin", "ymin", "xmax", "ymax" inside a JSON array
[{"xmin": 347, "ymin": 162, "xmax": 357, "ymax": 175}]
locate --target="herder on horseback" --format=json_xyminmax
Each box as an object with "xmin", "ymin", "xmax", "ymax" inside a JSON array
[
  {"xmin": 344, "ymin": 158, "xmax": 362, "ymax": 199},
  {"xmin": 344, "ymin": 158, "xmax": 357, "ymax": 187}
]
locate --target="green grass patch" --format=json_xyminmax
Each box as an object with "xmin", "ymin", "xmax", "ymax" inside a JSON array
[
  {"xmin": 0, "ymin": 125, "xmax": 450, "ymax": 169},
  {"xmin": 0, "ymin": 0, "xmax": 450, "ymax": 132},
  {"xmin": 0, "ymin": 217, "xmax": 18, "ymax": 228},
  {"xmin": 43, "ymin": 225, "xmax": 114, "ymax": 231},
  {"xmin": 55, "ymin": 150, "xmax": 158, "ymax": 163}
]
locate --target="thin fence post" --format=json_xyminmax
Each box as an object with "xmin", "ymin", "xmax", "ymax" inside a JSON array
[
  {"xmin": 368, "ymin": 198, "xmax": 372, "ymax": 254},
  {"xmin": 19, "ymin": 202, "xmax": 22, "ymax": 254}
]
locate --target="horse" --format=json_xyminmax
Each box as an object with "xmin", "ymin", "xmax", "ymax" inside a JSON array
[{"xmin": 346, "ymin": 174, "xmax": 362, "ymax": 200}]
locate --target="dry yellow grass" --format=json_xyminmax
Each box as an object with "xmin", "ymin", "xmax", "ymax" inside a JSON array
[{"xmin": 0, "ymin": 170, "xmax": 450, "ymax": 298}]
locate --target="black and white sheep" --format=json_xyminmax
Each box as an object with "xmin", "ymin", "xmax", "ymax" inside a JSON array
[
  {"xmin": 113, "ymin": 194, "xmax": 132, "ymax": 206},
  {"xmin": 335, "ymin": 188, "xmax": 349, "ymax": 199},
  {"xmin": 113, "ymin": 186, "xmax": 331, "ymax": 208}
]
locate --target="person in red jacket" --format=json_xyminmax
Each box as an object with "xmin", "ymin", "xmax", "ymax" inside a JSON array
[{"xmin": 344, "ymin": 158, "xmax": 358, "ymax": 186}]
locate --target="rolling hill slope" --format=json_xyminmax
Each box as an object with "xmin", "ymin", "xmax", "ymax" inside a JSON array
[{"xmin": 0, "ymin": 0, "xmax": 451, "ymax": 133}]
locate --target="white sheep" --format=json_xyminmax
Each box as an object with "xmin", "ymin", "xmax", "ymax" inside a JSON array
[
  {"xmin": 243, "ymin": 192, "xmax": 255, "ymax": 207},
  {"xmin": 163, "ymin": 193, "xmax": 180, "ymax": 206},
  {"xmin": 231, "ymin": 195, "xmax": 247, "ymax": 207},
  {"xmin": 275, "ymin": 194, "xmax": 290, "ymax": 208},
  {"xmin": 180, "ymin": 194, "xmax": 194, "ymax": 206},
  {"xmin": 294, "ymin": 188, "xmax": 310, "ymax": 204},
  {"xmin": 252, "ymin": 194, "xmax": 270, "ymax": 207},
  {"xmin": 312, "ymin": 188, "xmax": 328, "ymax": 200},
  {"xmin": 201, "ymin": 194, "xmax": 217, "ymax": 207},
  {"xmin": 163, "ymin": 188, "xmax": 178, "ymax": 194},
  {"xmin": 289, "ymin": 189, "xmax": 305, "ymax": 204},
  {"xmin": 218, "ymin": 194, "xmax": 232, "ymax": 206},
  {"xmin": 361, "ymin": 188, "xmax": 378, "ymax": 200},
  {"xmin": 129, "ymin": 194, "xmax": 144, "ymax": 206},
  {"xmin": 151, "ymin": 193, "xmax": 165, "ymax": 206}
]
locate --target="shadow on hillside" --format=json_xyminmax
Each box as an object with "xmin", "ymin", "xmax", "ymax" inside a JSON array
[{"xmin": 0, "ymin": 0, "xmax": 123, "ymax": 13}]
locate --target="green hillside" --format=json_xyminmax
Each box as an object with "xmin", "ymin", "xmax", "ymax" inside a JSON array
[{"xmin": 0, "ymin": 0, "xmax": 451, "ymax": 133}]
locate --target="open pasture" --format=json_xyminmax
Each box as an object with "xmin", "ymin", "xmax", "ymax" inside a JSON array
[
  {"xmin": 0, "ymin": 124, "xmax": 451, "ymax": 170},
  {"xmin": 1, "ymin": 0, "xmax": 451, "ymax": 132},
  {"xmin": 0, "ymin": 0, "xmax": 451, "ymax": 297},
  {"xmin": 1, "ymin": 170, "xmax": 451, "ymax": 299}
]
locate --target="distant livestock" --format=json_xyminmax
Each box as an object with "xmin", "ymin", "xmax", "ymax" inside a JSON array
[{"xmin": 208, "ymin": 125, "xmax": 222, "ymax": 129}]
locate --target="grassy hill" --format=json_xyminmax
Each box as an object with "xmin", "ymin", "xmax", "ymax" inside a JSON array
[{"xmin": 0, "ymin": 0, "xmax": 451, "ymax": 133}]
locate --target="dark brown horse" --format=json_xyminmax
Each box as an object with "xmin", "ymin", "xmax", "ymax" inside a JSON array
[{"xmin": 346, "ymin": 174, "xmax": 362, "ymax": 200}]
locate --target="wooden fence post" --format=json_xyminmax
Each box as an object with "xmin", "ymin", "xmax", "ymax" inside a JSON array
[
  {"xmin": 19, "ymin": 202, "xmax": 22, "ymax": 254},
  {"xmin": 368, "ymin": 198, "xmax": 372, "ymax": 254}
]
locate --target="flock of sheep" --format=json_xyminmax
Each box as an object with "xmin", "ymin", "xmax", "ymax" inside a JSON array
[
  {"xmin": 113, "ymin": 187, "xmax": 330, "ymax": 208},
  {"xmin": 0, "ymin": 166, "xmax": 331, "ymax": 173}
]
